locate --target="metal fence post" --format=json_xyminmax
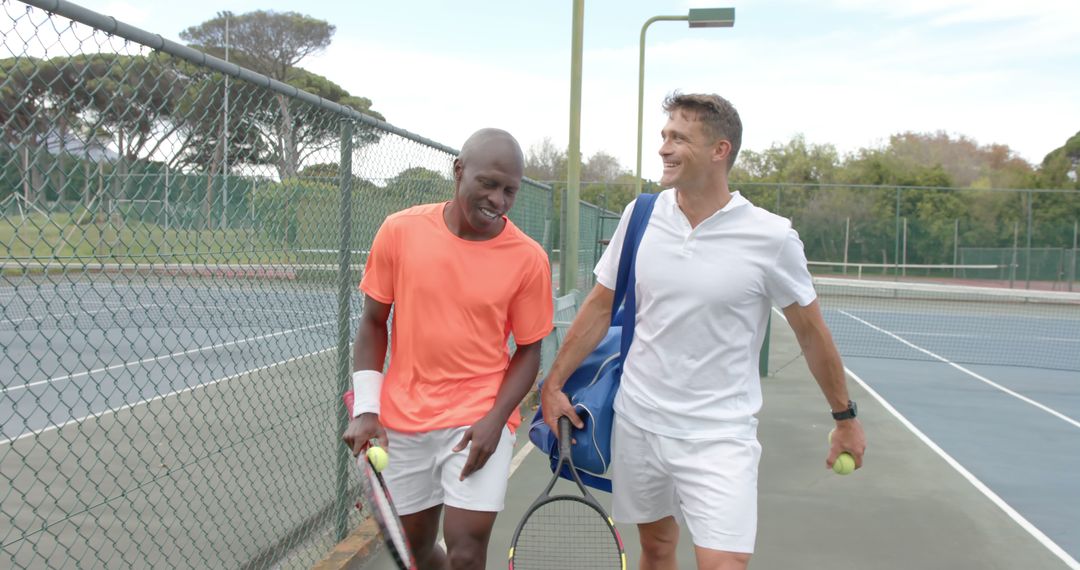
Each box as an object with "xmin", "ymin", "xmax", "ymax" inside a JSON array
[{"xmin": 334, "ymin": 121, "xmax": 355, "ymax": 540}]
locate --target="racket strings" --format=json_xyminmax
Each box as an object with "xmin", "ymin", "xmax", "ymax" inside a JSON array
[{"xmin": 511, "ymin": 499, "xmax": 623, "ymax": 569}]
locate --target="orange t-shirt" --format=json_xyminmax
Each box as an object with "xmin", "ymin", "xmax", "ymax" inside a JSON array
[{"xmin": 359, "ymin": 202, "xmax": 553, "ymax": 432}]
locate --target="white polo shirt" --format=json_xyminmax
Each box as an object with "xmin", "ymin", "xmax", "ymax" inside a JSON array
[{"xmin": 595, "ymin": 189, "xmax": 816, "ymax": 440}]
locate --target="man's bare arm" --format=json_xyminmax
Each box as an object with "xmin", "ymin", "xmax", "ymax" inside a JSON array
[{"xmin": 540, "ymin": 283, "xmax": 615, "ymax": 431}]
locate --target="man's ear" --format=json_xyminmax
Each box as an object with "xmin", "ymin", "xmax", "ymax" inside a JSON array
[
  {"xmin": 453, "ymin": 158, "xmax": 464, "ymax": 182},
  {"xmin": 712, "ymin": 140, "xmax": 732, "ymax": 165}
]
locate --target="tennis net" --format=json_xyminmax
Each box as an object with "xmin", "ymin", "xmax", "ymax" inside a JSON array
[{"xmin": 813, "ymin": 277, "xmax": 1080, "ymax": 372}]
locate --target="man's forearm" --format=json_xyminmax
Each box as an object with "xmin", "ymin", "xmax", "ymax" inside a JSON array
[
  {"xmin": 544, "ymin": 286, "xmax": 614, "ymax": 390},
  {"xmin": 487, "ymin": 342, "xmax": 543, "ymax": 423},
  {"xmin": 802, "ymin": 331, "xmax": 849, "ymax": 411},
  {"xmin": 784, "ymin": 302, "xmax": 849, "ymax": 411},
  {"xmin": 353, "ymin": 319, "xmax": 388, "ymax": 372}
]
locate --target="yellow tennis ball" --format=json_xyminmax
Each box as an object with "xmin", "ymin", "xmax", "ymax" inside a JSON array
[
  {"xmin": 833, "ymin": 452, "xmax": 855, "ymax": 475},
  {"xmin": 367, "ymin": 446, "xmax": 389, "ymax": 473}
]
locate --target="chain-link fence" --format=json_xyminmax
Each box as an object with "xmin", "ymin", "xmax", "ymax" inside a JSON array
[
  {"xmin": 1, "ymin": 1, "xmax": 557, "ymax": 568},
  {"xmin": 545, "ymin": 180, "xmax": 1079, "ymax": 291},
  {"xmin": 735, "ymin": 183, "xmax": 1080, "ymax": 290}
]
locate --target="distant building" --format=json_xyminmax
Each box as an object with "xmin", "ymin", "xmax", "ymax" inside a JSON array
[{"xmin": 44, "ymin": 129, "xmax": 119, "ymax": 163}]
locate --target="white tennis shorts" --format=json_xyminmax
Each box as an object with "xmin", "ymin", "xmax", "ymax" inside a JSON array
[
  {"xmin": 381, "ymin": 424, "xmax": 516, "ymax": 516},
  {"xmin": 610, "ymin": 415, "xmax": 761, "ymax": 553}
]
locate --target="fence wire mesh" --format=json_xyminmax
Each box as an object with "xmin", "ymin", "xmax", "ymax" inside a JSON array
[
  {"xmin": 0, "ymin": 1, "xmax": 558, "ymax": 568},
  {"xmin": 737, "ymin": 183, "xmax": 1079, "ymax": 290}
]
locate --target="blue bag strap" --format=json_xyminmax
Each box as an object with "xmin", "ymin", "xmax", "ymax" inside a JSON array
[{"xmin": 611, "ymin": 192, "xmax": 658, "ymax": 357}]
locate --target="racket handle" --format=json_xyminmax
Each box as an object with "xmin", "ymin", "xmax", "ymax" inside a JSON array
[{"xmin": 558, "ymin": 416, "xmax": 572, "ymax": 458}]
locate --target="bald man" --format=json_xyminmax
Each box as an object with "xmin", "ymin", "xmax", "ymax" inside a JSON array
[{"xmin": 343, "ymin": 129, "xmax": 553, "ymax": 570}]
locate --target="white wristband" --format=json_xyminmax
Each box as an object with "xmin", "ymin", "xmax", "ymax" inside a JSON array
[{"xmin": 351, "ymin": 370, "xmax": 384, "ymax": 418}]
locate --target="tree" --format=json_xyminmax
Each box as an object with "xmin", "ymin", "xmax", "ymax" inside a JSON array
[
  {"xmin": 731, "ymin": 134, "xmax": 840, "ymax": 184},
  {"xmin": 1038, "ymin": 131, "xmax": 1080, "ymax": 190},
  {"xmin": 179, "ymin": 11, "xmax": 381, "ymax": 179},
  {"xmin": 1, "ymin": 54, "xmax": 186, "ymax": 204},
  {"xmin": 180, "ymin": 11, "xmax": 334, "ymax": 79},
  {"xmin": 385, "ymin": 167, "xmax": 452, "ymax": 199},
  {"xmin": 582, "ymin": 151, "xmax": 625, "ymax": 182},
  {"xmin": 524, "ymin": 137, "xmax": 567, "ymax": 182},
  {"xmin": 171, "ymin": 66, "xmax": 384, "ymax": 180}
]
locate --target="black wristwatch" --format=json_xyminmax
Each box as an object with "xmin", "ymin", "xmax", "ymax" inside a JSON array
[{"xmin": 831, "ymin": 400, "xmax": 857, "ymax": 421}]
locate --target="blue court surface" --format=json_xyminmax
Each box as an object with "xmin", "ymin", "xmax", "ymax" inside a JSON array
[
  {"xmin": 354, "ymin": 286, "xmax": 1080, "ymax": 570},
  {"xmin": 2, "ymin": 276, "xmax": 358, "ymax": 443}
]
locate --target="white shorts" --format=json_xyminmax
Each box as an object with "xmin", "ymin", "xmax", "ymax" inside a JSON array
[
  {"xmin": 610, "ymin": 415, "xmax": 761, "ymax": 553},
  {"xmin": 382, "ymin": 425, "xmax": 516, "ymax": 516}
]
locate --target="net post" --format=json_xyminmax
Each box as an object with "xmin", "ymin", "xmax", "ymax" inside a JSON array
[
  {"xmin": 334, "ymin": 121, "xmax": 355, "ymax": 541},
  {"xmin": 1071, "ymin": 220, "xmax": 1078, "ymax": 292}
]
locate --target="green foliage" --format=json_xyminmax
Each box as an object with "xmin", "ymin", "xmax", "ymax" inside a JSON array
[
  {"xmin": 180, "ymin": 10, "xmax": 335, "ymax": 80},
  {"xmin": 732, "ymin": 135, "xmax": 840, "ymax": 184},
  {"xmin": 384, "ymin": 167, "xmax": 453, "ymax": 199}
]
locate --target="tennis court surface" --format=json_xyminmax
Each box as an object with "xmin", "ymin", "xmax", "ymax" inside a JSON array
[{"xmin": 327, "ymin": 278, "xmax": 1080, "ymax": 570}]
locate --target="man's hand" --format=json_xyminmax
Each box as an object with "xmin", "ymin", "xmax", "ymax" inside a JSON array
[
  {"xmin": 342, "ymin": 413, "xmax": 388, "ymax": 456},
  {"xmin": 453, "ymin": 413, "xmax": 505, "ymax": 481},
  {"xmin": 540, "ymin": 380, "xmax": 583, "ymax": 436},
  {"xmin": 827, "ymin": 419, "xmax": 866, "ymax": 470}
]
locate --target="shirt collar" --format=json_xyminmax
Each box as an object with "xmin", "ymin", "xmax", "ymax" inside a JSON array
[{"xmin": 664, "ymin": 189, "xmax": 749, "ymax": 215}]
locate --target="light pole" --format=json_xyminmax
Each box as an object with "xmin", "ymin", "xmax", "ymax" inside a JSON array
[
  {"xmin": 561, "ymin": 0, "xmax": 585, "ymax": 296},
  {"xmin": 635, "ymin": 8, "xmax": 734, "ymax": 196}
]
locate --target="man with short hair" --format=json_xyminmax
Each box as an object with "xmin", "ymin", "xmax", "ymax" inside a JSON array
[
  {"xmin": 344, "ymin": 128, "xmax": 553, "ymax": 570},
  {"xmin": 541, "ymin": 93, "xmax": 866, "ymax": 570}
]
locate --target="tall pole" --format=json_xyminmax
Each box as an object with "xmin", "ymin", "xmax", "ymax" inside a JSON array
[
  {"xmin": 164, "ymin": 164, "xmax": 170, "ymax": 230},
  {"xmin": 222, "ymin": 13, "xmax": 230, "ymax": 230},
  {"xmin": 333, "ymin": 122, "xmax": 354, "ymax": 540},
  {"xmin": 636, "ymin": 16, "xmax": 684, "ymax": 197},
  {"xmin": 634, "ymin": 9, "xmax": 733, "ymax": 196},
  {"xmin": 560, "ymin": 0, "xmax": 584, "ymax": 295}
]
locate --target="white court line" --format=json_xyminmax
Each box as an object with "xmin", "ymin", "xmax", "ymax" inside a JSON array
[
  {"xmin": 509, "ymin": 438, "xmax": 535, "ymax": 476},
  {"xmin": 2, "ymin": 306, "xmax": 112, "ymax": 327},
  {"xmin": 839, "ymin": 309, "xmax": 1080, "ymax": 430},
  {"xmin": 2, "ymin": 348, "xmax": 334, "ymax": 446},
  {"xmin": 772, "ymin": 307, "xmax": 1080, "ymax": 570},
  {"xmin": 1, "ymin": 321, "xmax": 334, "ymax": 395}
]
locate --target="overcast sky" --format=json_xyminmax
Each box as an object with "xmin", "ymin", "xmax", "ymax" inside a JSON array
[{"xmin": 33, "ymin": 0, "xmax": 1080, "ymax": 181}]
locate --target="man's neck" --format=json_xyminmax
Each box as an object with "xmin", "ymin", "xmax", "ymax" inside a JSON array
[
  {"xmin": 674, "ymin": 182, "xmax": 732, "ymax": 229},
  {"xmin": 442, "ymin": 201, "xmax": 503, "ymax": 241}
]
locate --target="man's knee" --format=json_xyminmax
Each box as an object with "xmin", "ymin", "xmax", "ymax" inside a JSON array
[
  {"xmin": 639, "ymin": 517, "xmax": 680, "ymax": 558},
  {"xmin": 447, "ymin": 540, "xmax": 486, "ymax": 570},
  {"xmin": 443, "ymin": 506, "xmax": 496, "ymax": 570},
  {"xmin": 695, "ymin": 547, "xmax": 751, "ymax": 570}
]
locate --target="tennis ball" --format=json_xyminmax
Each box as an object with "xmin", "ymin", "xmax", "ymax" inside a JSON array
[
  {"xmin": 833, "ymin": 452, "xmax": 855, "ymax": 475},
  {"xmin": 367, "ymin": 446, "xmax": 389, "ymax": 473}
]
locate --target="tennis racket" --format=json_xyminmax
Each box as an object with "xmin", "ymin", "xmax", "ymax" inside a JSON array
[
  {"xmin": 508, "ymin": 416, "xmax": 626, "ymax": 569},
  {"xmin": 344, "ymin": 390, "xmax": 416, "ymax": 570}
]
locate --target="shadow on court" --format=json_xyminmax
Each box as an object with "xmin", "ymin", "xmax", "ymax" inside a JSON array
[{"xmin": 337, "ymin": 314, "xmax": 1072, "ymax": 570}]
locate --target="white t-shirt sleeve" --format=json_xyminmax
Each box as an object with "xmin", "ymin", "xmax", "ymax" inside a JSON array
[
  {"xmin": 593, "ymin": 200, "xmax": 637, "ymax": 290},
  {"xmin": 763, "ymin": 226, "xmax": 817, "ymax": 308}
]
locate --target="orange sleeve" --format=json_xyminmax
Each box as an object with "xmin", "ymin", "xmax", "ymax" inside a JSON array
[
  {"xmin": 508, "ymin": 250, "xmax": 554, "ymax": 345},
  {"xmin": 359, "ymin": 217, "xmax": 396, "ymax": 304}
]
